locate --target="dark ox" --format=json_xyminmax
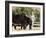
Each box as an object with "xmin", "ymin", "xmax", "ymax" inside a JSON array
[{"xmin": 12, "ymin": 14, "xmax": 32, "ymax": 30}]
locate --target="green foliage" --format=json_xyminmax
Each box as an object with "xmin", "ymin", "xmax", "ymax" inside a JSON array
[
  {"xmin": 34, "ymin": 9, "xmax": 40, "ymax": 22},
  {"xmin": 12, "ymin": 7, "xmax": 40, "ymax": 22}
]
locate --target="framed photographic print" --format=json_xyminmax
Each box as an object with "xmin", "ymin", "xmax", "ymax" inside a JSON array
[{"xmin": 5, "ymin": 1, "xmax": 45, "ymax": 37}]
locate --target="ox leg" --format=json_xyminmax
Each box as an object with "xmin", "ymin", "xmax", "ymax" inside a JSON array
[
  {"xmin": 14, "ymin": 26, "xmax": 16, "ymax": 30},
  {"xmin": 29, "ymin": 24, "xmax": 32, "ymax": 30},
  {"xmin": 23, "ymin": 26, "xmax": 26, "ymax": 30},
  {"xmin": 12, "ymin": 24, "xmax": 16, "ymax": 30},
  {"xmin": 21, "ymin": 26, "xmax": 22, "ymax": 29}
]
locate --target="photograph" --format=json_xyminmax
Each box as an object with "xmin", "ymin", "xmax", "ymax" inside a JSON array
[
  {"xmin": 12, "ymin": 7, "xmax": 40, "ymax": 31},
  {"xmin": 5, "ymin": 1, "xmax": 45, "ymax": 37}
]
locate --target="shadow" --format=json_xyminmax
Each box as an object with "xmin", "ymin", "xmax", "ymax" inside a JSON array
[{"xmin": 5, "ymin": 37, "xmax": 16, "ymax": 38}]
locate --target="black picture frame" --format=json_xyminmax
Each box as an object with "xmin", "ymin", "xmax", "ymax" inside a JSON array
[{"xmin": 5, "ymin": 1, "xmax": 45, "ymax": 37}]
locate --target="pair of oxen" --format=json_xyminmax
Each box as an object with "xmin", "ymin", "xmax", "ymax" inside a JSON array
[{"xmin": 12, "ymin": 14, "xmax": 32, "ymax": 30}]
